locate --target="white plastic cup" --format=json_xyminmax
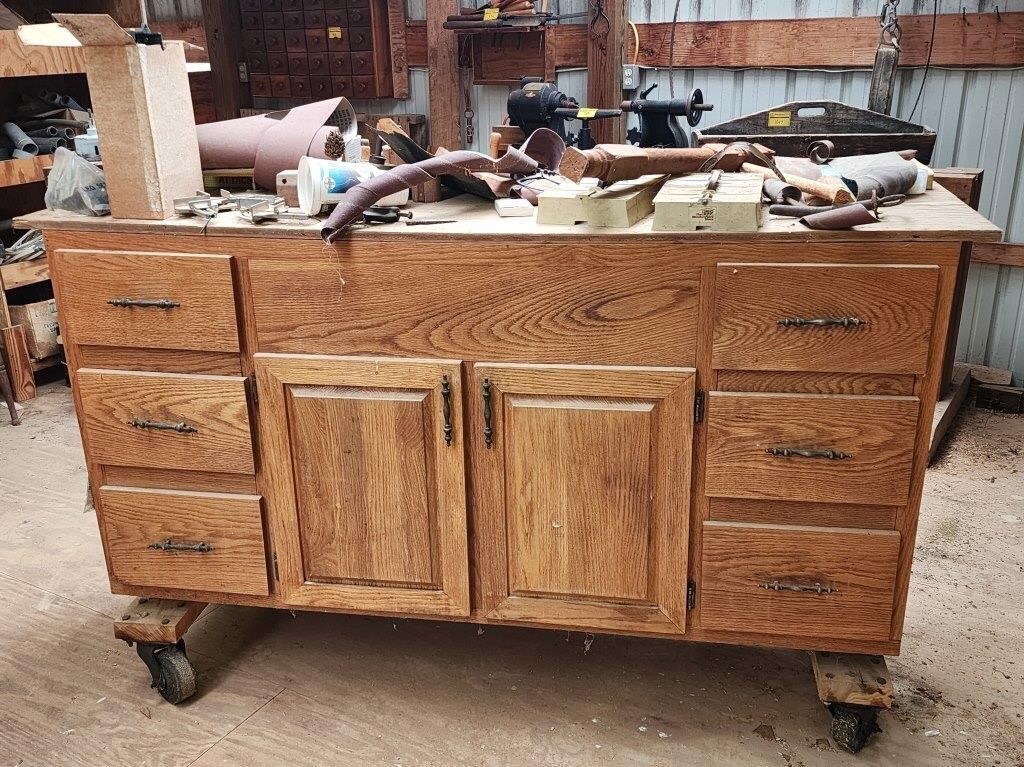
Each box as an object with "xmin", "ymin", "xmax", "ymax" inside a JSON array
[{"xmin": 298, "ymin": 156, "xmax": 409, "ymax": 215}]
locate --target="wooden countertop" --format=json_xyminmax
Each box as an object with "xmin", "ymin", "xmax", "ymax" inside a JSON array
[{"xmin": 17, "ymin": 183, "xmax": 1002, "ymax": 243}]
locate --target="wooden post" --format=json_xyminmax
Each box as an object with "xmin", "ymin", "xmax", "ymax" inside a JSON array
[
  {"xmin": 201, "ymin": 0, "xmax": 250, "ymax": 121},
  {"xmin": 425, "ymin": 0, "xmax": 461, "ymax": 150},
  {"xmin": 586, "ymin": 0, "xmax": 627, "ymax": 144}
]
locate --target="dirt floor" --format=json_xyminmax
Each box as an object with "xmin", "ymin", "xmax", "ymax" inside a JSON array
[{"xmin": 0, "ymin": 383, "xmax": 1021, "ymax": 767}]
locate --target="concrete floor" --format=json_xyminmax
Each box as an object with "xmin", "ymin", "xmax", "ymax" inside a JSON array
[{"xmin": 0, "ymin": 383, "xmax": 1021, "ymax": 767}]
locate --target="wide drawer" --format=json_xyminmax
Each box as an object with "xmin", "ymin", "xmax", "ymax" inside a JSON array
[
  {"xmin": 51, "ymin": 249, "xmax": 240, "ymax": 352},
  {"xmin": 700, "ymin": 522, "xmax": 900, "ymax": 641},
  {"xmin": 77, "ymin": 369, "xmax": 255, "ymax": 474},
  {"xmin": 705, "ymin": 392, "xmax": 919, "ymax": 505},
  {"xmin": 100, "ymin": 486, "xmax": 269, "ymax": 596},
  {"xmin": 712, "ymin": 263, "xmax": 938, "ymax": 374}
]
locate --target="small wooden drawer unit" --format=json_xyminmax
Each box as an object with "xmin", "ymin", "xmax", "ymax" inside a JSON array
[
  {"xmin": 100, "ymin": 486, "xmax": 270, "ymax": 597},
  {"xmin": 27, "ymin": 187, "xmax": 1000, "ymax": 667},
  {"xmin": 51, "ymin": 249, "xmax": 240, "ymax": 352},
  {"xmin": 713, "ymin": 263, "xmax": 939, "ymax": 374},
  {"xmin": 700, "ymin": 522, "xmax": 900, "ymax": 641},
  {"xmin": 76, "ymin": 369, "xmax": 255, "ymax": 475}
]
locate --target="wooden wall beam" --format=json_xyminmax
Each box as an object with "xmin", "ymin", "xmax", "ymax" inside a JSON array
[
  {"xmin": 972, "ymin": 242, "xmax": 1024, "ymax": 268},
  {"xmin": 200, "ymin": 0, "xmax": 249, "ymax": 121},
  {"xmin": 425, "ymin": 0, "xmax": 460, "ymax": 149},
  {"xmin": 1, "ymin": 0, "xmax": 139, "ymax": 25},
  {"xmin": 586, "ymin": 0, "xmax": 627, "ymax": 144}
]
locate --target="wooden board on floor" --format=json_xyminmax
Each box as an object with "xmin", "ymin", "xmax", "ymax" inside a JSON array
[
  {"xmin": 113, "ymin": 597, "xmax": 208, "ymax": 644},
  {"xmin": 812, "ymin": 652, "xmax": 894, "ymax": 709},
  {"xmin": 0, "ymin": 324, "xmax": 36, "ymax": 401},
  {"xmin": 929, "ymin": 365, "xmax": 970, "ymax": 463}
]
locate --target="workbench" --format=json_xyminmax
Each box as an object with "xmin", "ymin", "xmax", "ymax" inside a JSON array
[{"xmin": 20, "ymin": 186, "xmax": 1000, "ymax": 749}]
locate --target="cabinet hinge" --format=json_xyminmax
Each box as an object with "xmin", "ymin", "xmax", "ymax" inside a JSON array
[
  {"xmin": 272, "ymin": 552, "xmax": 280, "ymax": 582},
  {"xmin": 694, "ymin": 390, "xmax": 705, "ymax": 424},
  {"xmin": 687, "ymin": 580, "xmax": 696, "ymax": 610}
]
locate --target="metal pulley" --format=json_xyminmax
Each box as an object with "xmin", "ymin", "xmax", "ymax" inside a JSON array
[{"xmin": 622, "ymin": 85, "xmax": 715, "ymax": 148}]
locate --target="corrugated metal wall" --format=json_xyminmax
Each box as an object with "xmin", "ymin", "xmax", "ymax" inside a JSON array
[{"xmin": 163, "ymin": 0, "xmax": 1024, "ymax": 381}]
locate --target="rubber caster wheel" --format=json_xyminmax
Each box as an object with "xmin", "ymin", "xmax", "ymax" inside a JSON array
[
  {"xmin": 136, "ymin": 640, "xmax": 197, "ymax": 704},
  {"xmin": 828, "ymin": 703, "xmax": 881, "ymax": 753}
]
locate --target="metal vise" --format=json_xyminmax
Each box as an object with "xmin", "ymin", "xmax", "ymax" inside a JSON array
[{"xmin": 622, "ymin": 84, "xmax": 714, "ymax": 148}]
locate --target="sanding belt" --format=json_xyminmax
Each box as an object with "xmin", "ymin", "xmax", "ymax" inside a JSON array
[{"xmin": 321, "ymin": 128, "xmax": 565, "ymax": 242}]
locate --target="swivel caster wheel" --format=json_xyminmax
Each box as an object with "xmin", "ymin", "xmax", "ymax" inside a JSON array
[
  {"xmin": 827, "ymin": 703, "xmax": 881, "ymax": 753},
  {"xmin": 136, "ymin": 639, "xmax": 197, "ymax": 704}
]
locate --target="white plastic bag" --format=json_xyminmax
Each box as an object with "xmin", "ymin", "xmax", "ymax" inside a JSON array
[{"xmin": 44, "ymin": 147, "xmax": 110, "ymax": 216}]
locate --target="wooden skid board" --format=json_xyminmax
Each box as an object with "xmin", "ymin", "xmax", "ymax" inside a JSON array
[
  {"xmin": 113, "ymin": 597, "xmax": 207, "ymax": 644},
  {"xmin": 812, "ymin": 652, "xmax": 894, "ymax": 709}
]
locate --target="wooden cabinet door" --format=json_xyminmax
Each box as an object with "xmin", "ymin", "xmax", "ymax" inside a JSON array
[
  {"xmin": 254, "ymin": 354, "xmax": 470, "ymax": 617},
  {"xmin": 470, "ymin": 363, "xmax": 696, "ymax": 635}
]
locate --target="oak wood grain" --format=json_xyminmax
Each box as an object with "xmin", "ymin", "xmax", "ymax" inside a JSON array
[
  {"xmin": 713, "ymin": 264, "xmax": 939, "ymax": 374},
  {"xmin": 100, "ymin": 486, "xmax": 269, "ymax": 597},
  {"xmin": 254, "ymin": 354, "xmax": 470, "ymax": 616},
  {"xmin": 76, "ymin": 345, "xmax": 243, "ymax": 376},
  {"xmin": 50, "ymin": 249, "xmax": 240, "ymax": 352},
  {"xmin": 701, "ymin": 522, "xmax": 900, "ymax": 640},
  {"xmin": 471, "ymin": 363, "xmax": 695, "ymax": 635},
  {"xmin": 716, "ymin": 370, "xmax": 916, "ymax": 396},
  {"xmin": 709, "ymin": 498, "xmax": 897, "ymax": 530},
  {"xmin": 247, "ymin": 257, "xmax": 699, "ymax": 367},
  {"xmin": 705, "ymin": 392, "xmax": 919, "ymax": 505},
  {"xmin": 0, "ymin": 325, "xmax": 35, "ymax": 401},
  {"xmin": 76, "ymin": 369, "xmax": 255, "ymax": 475},
  {"xmin": 101, "ymin": 466, "xmax": 258, "ymax": 495}
]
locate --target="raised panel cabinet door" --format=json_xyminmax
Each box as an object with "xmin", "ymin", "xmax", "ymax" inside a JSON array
[
  {"xmin": 470, "ymin": 363, "xmax": 696, "ymax": 635},
  {"xmin": 254, "ymin": 354, "xmax": 470, "ymax": 617}
]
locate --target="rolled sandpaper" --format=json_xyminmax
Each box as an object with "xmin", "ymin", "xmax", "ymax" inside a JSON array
[
  {"xmin": 799, "ymin": 204, "xmax": 878, "ymax": 230},
  {"xmin": 34, "ymin": 137, "xmax": 68, "ymax": 152},
  {"xmin": 26, "ymin": 127, "xmax": 60, "ymax": 138},
  {"xmin": 742, "ymin": 162, "xmax": 854, "ymax": 205},
  {"xmin": 3, "ymin": 122, "xmax": 38, "ymax": 156},
  {"xmin": 762, "ymin": 178, "xmax": 800, "ymax": 204}
]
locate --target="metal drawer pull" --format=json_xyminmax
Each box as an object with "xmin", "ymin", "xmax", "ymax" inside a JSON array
[
  {"xmin": 107, "ymin": 298, "xmax": 181, "ymax": 309},
  {"xmin": 149, "ymin": 539, "xmax": 213, "ymax": 553},
  {"xmin": 441, "ymin": 374, "xmax": 453, "ymax": 447},
  {"xmin": 777, "ymin": 316, "xmax": 865, "ymax": 328},
  {"xmin": 482, "ymin": 377, "xmax": 493, "ymax": 449},
  {"xmin": 128, "ymin": 418, "xmax": 199, "ymax": 434},
  {"xmin": 760, "ymin": 579, "xmax": 838, "ymax": 595},
  {"xmin": 766, "ymin": 446, "xmax": 850, "ymax": 460}
]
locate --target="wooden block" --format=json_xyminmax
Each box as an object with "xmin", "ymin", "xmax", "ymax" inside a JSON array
[
  {"xmin": 0, "ymin": 259, "xmax": 49, "ymax": 291},
  {"xmin": 0, "ymin": 155, "xmax": 53, "ymax": 190},
  {"xmin": 0, "ymin": 325, "xmax": 36, "ymax": 401},
  {"xmin": 81, "ymin": 38, "xmax": 203, "ymax": 219},
  {"xmin": 113, "ymin": 597, "xmax": 207, "ymax": 644},
  {"xmin": 961, "ymin": 363, "xmax": 1013, "ymax": 386},
  {"xmin": 535, "ymin": 185, "xmax": 593, "ymax": 225},
  {"xmin": 586, "ymin": 174, "xmax": 667, "ymax": 228},
  {"xmin": 975, "ymin": 382, "xmax": 1024, "ymax": 413},
  {"xmin": 812, "ymin": 652, "xmax": 894, "ymax": 709},
  {"xmin": 929, "ymin": 364, "xmax": 970, "ymax": 463},
  {"xmin": 653, "ymin": 172, "xmax": 763, "ymax": 232}
]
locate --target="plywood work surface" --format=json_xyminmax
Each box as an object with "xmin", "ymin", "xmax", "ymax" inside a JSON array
[{"xmin": 18, "ymin": 183, "xmax": 1001, "ymax": 243}]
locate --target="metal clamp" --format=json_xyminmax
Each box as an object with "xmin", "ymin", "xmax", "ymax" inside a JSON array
[
  {"xmin": 441, "ymin": 374, "xmax": 453, "ymax": 447},
  {"xmin": 760, "ymin": 579, "xmax": 838, "ymax": 595},
  {"xmin": 482, "ymin": 378, "xmax": 493, "ymax": 449},
  {"xmin": 128, "ymin": 419, "xmax": 198, "ymax": 434},
  {"xmin": 149, "ymin": 539, "xmax": 213, "ymax": 553},
  {"xmin": 777, "ymin": 316, "xmax": 865, "ymax": 328},
  {"xmin": 107, "ymin": 298, "xmax": 180, "ymax": 309},
  {"xmin": 766, "ymin": 447, "xmax": 851, "ymax": 460}
]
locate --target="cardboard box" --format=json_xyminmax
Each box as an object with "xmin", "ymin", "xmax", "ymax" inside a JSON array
[{"xmin": 10, "ymin": 299, "xmax": 59, "ymax": 360}]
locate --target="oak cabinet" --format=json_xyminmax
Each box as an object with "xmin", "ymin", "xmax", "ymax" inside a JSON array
[
  {"xmin": 469, "ymin": 363, "xmax": 696, "ymax": 635},
  {"xmin": 254, "ymin": 354, "xmax": 471, "ymax": 617}
]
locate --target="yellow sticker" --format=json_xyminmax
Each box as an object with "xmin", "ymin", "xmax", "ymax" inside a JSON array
[
  {"xmin": 576, "ymin": 107, "xmax": 597, "ymax": 119},
  {"xmin": 327, "ymin": 26, "xmax": 343, "ymax": 39},
  {"xmin": 483, "ymin": 8, "xmax": 499, "ymax": 20},
  {"xmin": 767, "ymin": 110, "xmax": 792, "ymax": 128}
]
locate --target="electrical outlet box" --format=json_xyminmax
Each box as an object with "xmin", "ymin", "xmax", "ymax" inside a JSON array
[{"xmin": 622, "ymin": 64, "xmax": 640, "ymax": 91}]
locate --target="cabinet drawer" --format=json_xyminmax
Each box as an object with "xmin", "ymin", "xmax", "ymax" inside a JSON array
[
  {"xmin": 713, "ymin": 264, "xmax": 938, "ymax": 374},
  {"xmin": 705, "ymin": 392, "xmax": 919, "ymax": 505},
  {"xmin": 77, "ymin": 369, "xmax": 255, "ymax": 474},
  {"xmin": 52, "ymin": 249, "xmax": 240, "ymax": 352},
  {"xmin": 700, "ymin": 522, "xmax": 899, "ymax": 641},
  {"xmin": 100, "ymin": 486, "xmax": 269, "ymax": 596}
]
